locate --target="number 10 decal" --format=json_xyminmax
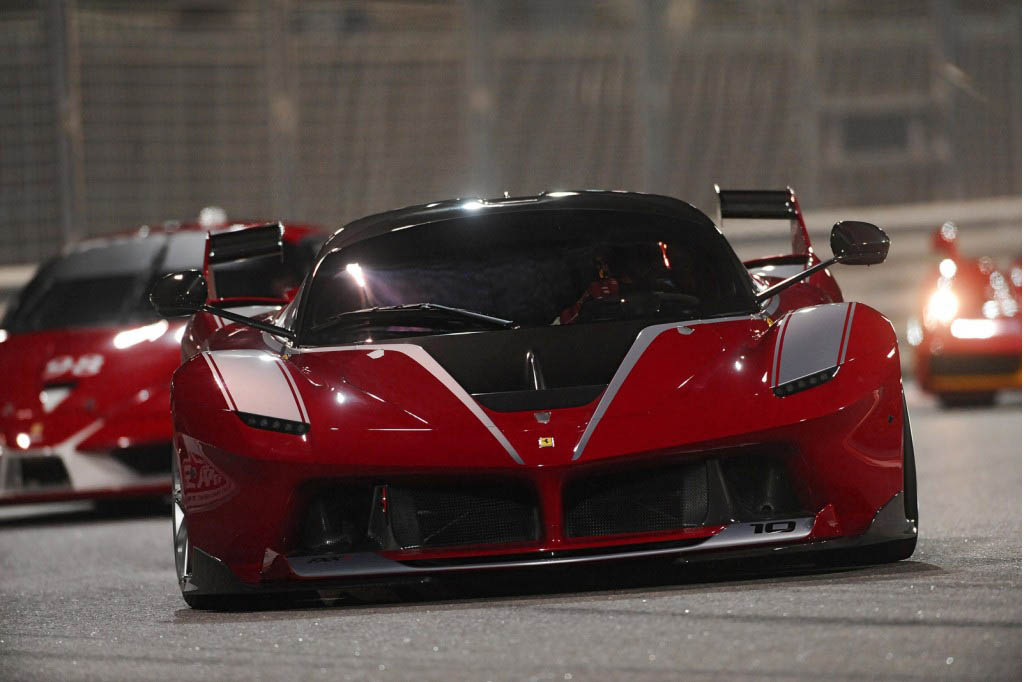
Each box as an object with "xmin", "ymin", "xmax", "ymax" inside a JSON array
[{"xmin": 750, "ymin": 521, "xmax": 797, "ymax": 534}]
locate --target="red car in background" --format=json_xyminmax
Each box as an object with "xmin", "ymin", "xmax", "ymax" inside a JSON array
[
  {"xmin": 908, "ymin": 222, "xmax": 1022, "ymax": 407},
  {"xmin": 0, "ymin": 215, "xmax": 322, "ymax": 506}
]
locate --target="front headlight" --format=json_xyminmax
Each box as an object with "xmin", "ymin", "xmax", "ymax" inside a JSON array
[{"xmin": 925, "ymin": 288, "xmax": 958, "ymax": 326}]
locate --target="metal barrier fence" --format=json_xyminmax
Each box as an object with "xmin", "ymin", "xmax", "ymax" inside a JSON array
[{"xmin": 1, "ymin": 0, "xmax": 1020, "ymax": 265}]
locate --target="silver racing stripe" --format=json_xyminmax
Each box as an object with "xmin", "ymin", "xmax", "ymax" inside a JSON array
[
  {"xmin": 205, "ymin": 350, "xmax": 306, "ymax": 422},
  {"xmin": 770, "ymin": 314, "xmax": 790, "ymax": 386},
  {"xmin": 571, "ymin": 315, "xmax": 762, "ymax": 461},
  {"xmin": 275, "ymin": 358, "xmax": 310, "ymax": 423},
  {"xmin": 202, "ymin": 352, "xmax": 236, "ymax": 411},
  {"xmin": 772, "ymin": 302, "xmax": 855, "ymax": 388},
  {"xmin": 837, "ymin": 302, "xmax": 857, "ymax": 365}
]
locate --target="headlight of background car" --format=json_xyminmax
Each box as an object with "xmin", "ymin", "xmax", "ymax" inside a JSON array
[{"xmin": 925, "ymin": 288, "xmax": 958, "ymax": 326}]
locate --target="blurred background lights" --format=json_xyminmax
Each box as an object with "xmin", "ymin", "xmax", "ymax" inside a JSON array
[
  {"xmin": 113, "ymin": 320, "xmax": 169, "ymax": 349},
  {"xmin": 938, "ymin": 258, "xmax": 957, "ymax": 278},
  {"xmin": 925, "ymin": 288, "xmax": 958, "ymax": 325},
  {"xmin": 950, "ymin": 319, "xmax": 997, "ymax": 339}
]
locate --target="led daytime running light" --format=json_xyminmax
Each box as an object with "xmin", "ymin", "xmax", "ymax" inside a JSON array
[
  {"xmin": 773, "ymin": 367, "xmax": 838, "ymax": 398},
  {"xmin": 236, "ymin": 411, "xmax": 309, "ymax": 435}
]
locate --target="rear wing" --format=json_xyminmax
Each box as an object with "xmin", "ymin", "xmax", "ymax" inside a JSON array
[
  {"xmin": 715, "ymin": 186, "xmax": 813, "ymax": 256},
  {"xmin": 207, "ymin": 222, "xmax": 283, "ymax": 264},
  {"xmin": 203, "ymin": 222, "xmax": 284, "ymax": 300}
]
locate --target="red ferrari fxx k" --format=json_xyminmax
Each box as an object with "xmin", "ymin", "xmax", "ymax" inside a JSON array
[
  {"xmin": 152, "ymin": 189, "xmax": 917, "ymax": 608},
  {"xmin": 907, "ymin": 221, "xmax": 1021, "ymax": 407},
  {"xmin": 0, "ymin": 218, "xmax": 322, "ymax": 506}
]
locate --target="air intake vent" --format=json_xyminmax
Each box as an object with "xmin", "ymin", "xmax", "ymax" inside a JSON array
[
  {"xmin": 719, "ymin": 455, "xmax": 801, "ymax": 520},
  {"xmin": 386, "ymin": 483, "xmax": 540, "ymax": 549},
  {"xmin": 564, "ymin": 462, "xmax": 708, "ymax": 538}
]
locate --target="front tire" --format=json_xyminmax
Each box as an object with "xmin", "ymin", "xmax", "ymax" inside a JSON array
[{"xmin": 171, "ymin": 453, "xmax": 194, "ymax": 602}]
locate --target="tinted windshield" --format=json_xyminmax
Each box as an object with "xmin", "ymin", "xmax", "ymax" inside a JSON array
[
  {"xmin": 302, "ymin": 209, "xmax": 754, "ymax": 345},
  {"xmin": 6, "ymin": 275, "xmax": 150, "ymax": 331},
  {"xmin": 1, "ymin": 236, "xmax": 195, "ymax": 333}
]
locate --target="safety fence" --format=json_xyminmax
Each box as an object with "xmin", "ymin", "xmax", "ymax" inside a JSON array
[{"xmin": 1, "ymin": 0, "xmax": 1019, "ymax": 265}]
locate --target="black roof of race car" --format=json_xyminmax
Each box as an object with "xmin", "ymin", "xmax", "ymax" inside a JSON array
[
  {"xmin": 49, "ymin": 222, "xmax": 321, "ymax": 280},
  {"xmin": 319, "ymin": 190, "xmax": 721, "ymax": 257}
]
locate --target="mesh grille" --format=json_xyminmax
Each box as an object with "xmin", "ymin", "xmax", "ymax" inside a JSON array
[
  {"xmin": 563, "ymin": 462, "xmax": 708, "ymax": 538},
  {"xmin": 387, "ymin": 483, "xmax": 540, "ymax": 550}
]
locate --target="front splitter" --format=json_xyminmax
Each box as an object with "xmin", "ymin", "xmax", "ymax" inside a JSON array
[
  {"xmin": 183, "ymin": 493, "xmax": 915, "ymax": 598},
  {"xmin": 287, "ymin": 515, "xmax": 816, "ymax": 579}
]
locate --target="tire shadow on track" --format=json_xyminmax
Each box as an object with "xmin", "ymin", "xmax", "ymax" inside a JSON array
[
  {"xmin": 170, "ymin": 553, "xmax": 945, "ymax": 622},
  {"xmin": 0, "ymin": 497, "xmax": 170, "ymax": 530}
]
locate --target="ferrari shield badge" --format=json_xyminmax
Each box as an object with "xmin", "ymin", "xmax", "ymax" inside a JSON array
[{"xmin": 538, "ymin": 437, "xmax": 555, "ymax": 448}]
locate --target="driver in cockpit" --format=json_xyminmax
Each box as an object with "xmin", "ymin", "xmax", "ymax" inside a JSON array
[
  {"xmin": 558, "ymin": 252, "xmax": 633, "ymax": 325},
  {"xmin": 556, "ymin": 244, "xmax": 693, "ymax": 325}
]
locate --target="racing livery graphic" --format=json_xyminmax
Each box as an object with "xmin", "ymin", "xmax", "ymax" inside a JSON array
[
  {"xmin": 0, "ymin": 218, "xmax": 322, "ymax": 505},
  {"xmin": 151, "ymin": 189, "xmax": 918, "ymax": 608}
]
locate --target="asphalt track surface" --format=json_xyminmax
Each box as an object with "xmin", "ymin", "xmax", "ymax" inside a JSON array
[{"xmin": 1, "ymin": 386, "xmax": 1020, "ymax": 681}]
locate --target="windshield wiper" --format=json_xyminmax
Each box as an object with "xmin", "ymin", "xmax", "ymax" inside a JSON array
[{"xmin": 310, "ymin": 303, "xmax": 515, "ymax": 334}]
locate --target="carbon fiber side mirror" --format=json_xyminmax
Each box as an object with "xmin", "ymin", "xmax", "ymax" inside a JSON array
[
  {"xmin": 831, "ymin": 221, "xmax": 890, "ymax": 265},
  {"xmin": 149, "ymin": 269, "xmax": 208, "ymax": 317}
]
